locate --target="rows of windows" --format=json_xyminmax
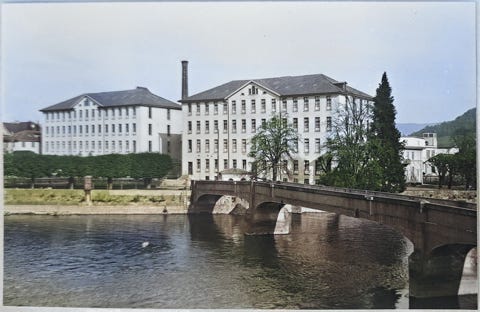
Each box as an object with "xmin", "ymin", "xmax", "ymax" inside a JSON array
[
  {"xmin": 45, "ymin": 123, "xmax": 138, "ymax": 136},
  {"xmin": 187, "ymin": 96, "xmax": 333, "ymax": 116},
  {"xmin": 187, "ymin": 138, "xmax": 322, "ymax": 154},
  {"xmin": 45, "ymin": 106, "xmax": 139, "ymax": 122},
  {"xmin": 187, "ymin": 158, "xmax": 326, "ymax": 176},
  {"xmin": 187, "ymin": 117, "xmax": 332, "ymax": 135},
  {"xmin": 44, "ymin": 140, "xmax": 137, "ymax": 153}
]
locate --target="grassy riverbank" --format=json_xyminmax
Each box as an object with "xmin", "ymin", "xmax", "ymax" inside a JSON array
[{"xmin": 4, "ymin": 189, "xmax": 188, "ymax": 206}]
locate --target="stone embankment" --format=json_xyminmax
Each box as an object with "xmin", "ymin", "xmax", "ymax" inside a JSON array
[
  {"xmin": 402, "ymin": 187, "xmax": 477, "ymax": 204},
  {"xmin": 4, "ymin": 204, "xmax": 188, "ymax": 215}
]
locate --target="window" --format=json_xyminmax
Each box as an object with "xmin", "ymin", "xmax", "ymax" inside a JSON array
[
  {"xmin": 205, "ymin": 139, "xmax": 210, "ymax": 153},
  {"xmin": 205, "ymin": 159, "xmax": 210, "ymax": 171},
  {"xmin": 188, "ymin": 121, "xmax": 192, "ymax": 134},
  {"xmin": 214, "ymin": 103, "xmax": 218, "ymax": 115},
  {"xmin": 223, "ymin": 103, "xmax": 228, "ymax": 114},
  {"xmin": 98, "ymin": 125, "xmax": 102, "ymax": 133},
  {"xmin": 148, "ymin": 124, "xmax": 152, "ymax": 135},
  {"xmin": 326, "ymin": 96, "xmax": 332, "ymax": 110},
  {"xmin": 167, "ymin": 109, "xmax": 171, "ymax": 120},
  {"xmin": 167, "ymin": 125, "xmax": 171, "ymax": 136},
  {"xmin": 241, "ymin": 119, "xmax": 246, "ymax": 133},
  {"xmin": 315, "ymin": 96, "xmax": 320, "ymax": 110},
  {"xmin": 125, "ymin": 107, "xmax": 129, "ymax": 117},
  {"xmin": 241, "ymin": 100, "xmax": 246, "ymax": 114},
  {"xmin": 167, "ymin": 141, "xmax": 170, "ymax": 153},
  {"xmin": 232, "ymin": 139, "xmax": 237, "ymax": 153},
  {"xmin": 188, "ymin": 104, "xmax": 192, "ymax": 115},
  {"xmin": 271, "ymin": 99, "xmax": 276, "ymax": 112},
  {"xmin": 112, "ymin": 109, "xmax": 115, "ymax": 118},
  {"xmin": 118, "ymin": 124, "xmax": 122, "ymax": 133},
  {"xmin": 232, "ymin": 120, "xmax": 237, "ymax": 133},
  {"xmin": 242, "ymin": 159, "xmax": 247, "ymax": 170},
  {"xmin": 196, "ymin": 104, "xmax": 200, "ymax": 115},
  {"xmin": 261, "ymin": 99, "xmax": 266, "ymax": 113},
  {"xmin": 125, "ymin": 140, "xmax": 129, "ymax": 152},
  {"xmin": 148, "ymin": 107, "xmax": 152, "ymax": 118},
  {"xmin": 73, "ymin": 126, "xmax": 77, "ymax": 135},
  {"xmin": 188, "ymin": 162, "xmax": 193, "ymax": 175},
  {"xmin": 251, "ymin": 100, "xmax": 256, "ymax": 113},
  {"xmin": 214, "ymin": 120, "xmax": 218, "ymax": 133},
  {"xmin": 304, "ymin": 160, "xmax": 310, "ymax": 174},
  {"xmin": 223, "ymin": 120, "xmax": 228, "ymax": 133},
  {"xmin": 293, "ymin": 118, "xmax": 298, "ymax": 130},
  {"xmin": 79, "ymin": 125, "xmax": 82, "ymax": 134},
  {"xmin": 112, "ymin": 124, "xmax": 116, "ymax": 133},
  {"xmin": 315, "ymin": 117, "xmax": 320, "ymax": 132},
  {"xmin": 196, "ymin": 121, "xmax": 201, "ymax": 134},
  {"xmin": 326, "ymin": 117, "xmax": 332, "ymax": 131},
  {"xmin": 92, "ymin": 125, "xmax": 95, "ymax": 134},
  {"xmin": 118, "ymin": 108, "xmax": 122, "ymax": 117},
  {"xmin": 304, "ymin": 97, "xmax": 309, "ymax": 111},
  {"xmin": 282, "ymin": 99, "xmax": 287, "ymax": 111},
  {"xmin": 148, "ymin": 140, "xmax": 152, "ymax": 152},
  {"xmin": 293, "ymin": 98, "xmax": 298, "ymax": 112},
  {"xmin": 205, "ymin": 103, "xmax": 209, "ymax": 115},
  {"xmin": 112, "ymin": 140, "xmax": 115, "ymax": 151},
  {"xmin": 79, "ymin": 111, "xmax": 83, "ymax": 119},
  {"xmin": 304, "ymin": 139, "xmax": 310, "ymax": 153},
  {"xmin": 224, "ymin": 159, "xmax": 228, "ymax": 169},
  {"xmin": 294, "ymin": 139, "xmax": 298, "ymax": 153},
  {"xmin": 188, "ymin": 140, "xmax": 192, "ymax": 153},
  {"xmin": 85, "ymin": 125, "xmax": 88, "ymax": 134},
  {"xmin": 205, "ymin": 121, "xmax": 209, "ymax": 134},
  {"xmin": 133, "ymin": 123, "xmax": 136, "ymax": 133},
  {"xmin": 105, "ymin": 124, "xmax": 109, "ymax": 133},
  {"xmin": 251, "ymin": 119, "xmax": 256, "ymax": 133},
  {"xmin": 92, "ymin": 110, "xmax": 95, "ymax": 118},
  {"xmin": 293, "ymin": 160, "xmax": 299, "ymax": 173},
  {"xmin": 242, "ymin": 139, "xmax": 247, "ymax": 153},
  {"xmin": 62, "ymin": 126, "xmax": 65, "ymax": 134},
  {"xmin": 223, "ymin": 139, "xmax": 228, "ymax": 153},
  {"xmin": 196, "ymin": 159, "xmax": 201, "ymax": 172},
  {"xmin": 214, "ymin": 139, "xmax": 219, "ymax": 152},
  {"xmin": 118, "ymin": 140, "xmax": 122, "ymax": 150},
  {"xmin": 249, "ymin": 85, "xmax": 258, "ymax": 95},
  {"xmin": 92, "ymin": 141, "xmax": 95, "ymax": 150},
  {"xmin": 125, "ymin": 124, "xmax": 129, "ymax": 133},
  {"xmin": 231, "ymin": 101, "xmax": 236, "ymax": 114},
  {"xmin": 315, "ymin": 138, "xmax": 321, "ymax": 153},
  {"xmin": 196, "ymin": 139, "xmax": 201, "ymax": 153},
  {"xmin": 214, "ymin": 159, "xmax": 219, "ymax": 171},
  {"xmin": 232, "ymin": 159, "xmax": 237, "ymax": 169},
  {"xmin": 261, "ymin": 119, "xmax": 266, "ymax": 127}
]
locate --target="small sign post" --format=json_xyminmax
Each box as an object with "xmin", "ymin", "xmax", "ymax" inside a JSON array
[{"xmin": 84, "ymin": 176, "xmax": 92, "ymax": 205}]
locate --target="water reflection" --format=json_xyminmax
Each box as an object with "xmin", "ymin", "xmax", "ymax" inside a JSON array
[{"xmin": 3, "ymin": 213, "xmax": 475, "ymax": 309}]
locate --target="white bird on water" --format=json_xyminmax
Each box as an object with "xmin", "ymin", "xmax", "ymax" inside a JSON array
[{"xmin": 141, "ymin": 241, "xmax": 150, "ymax": 248}]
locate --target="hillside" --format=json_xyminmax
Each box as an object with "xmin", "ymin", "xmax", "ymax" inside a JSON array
[
  {"xmin": 410, "ymin": 108, "xmax": 476, "ymax": 147},
  {"xmin": 396, "ymin": 123, "xmax": 437, "ymax": 136}
]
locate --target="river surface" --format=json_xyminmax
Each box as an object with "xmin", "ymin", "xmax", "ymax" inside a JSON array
[{"xmin": 3, "ymin": 213, "xmax": 477, "ymax": 309}]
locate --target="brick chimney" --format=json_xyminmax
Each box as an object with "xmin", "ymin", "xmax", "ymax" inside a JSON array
[{"xmin": 181, "ymin": 60, "xmax": 189, "ymax": 100}]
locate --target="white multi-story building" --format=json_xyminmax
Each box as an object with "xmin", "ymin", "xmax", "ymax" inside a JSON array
[
  {"xmin": 401, "ymin": 133, "xmax": 458, "ymax": 184},
  {"xmin": 3, "ymin": 121, "xmax": 41, "ymax": 153},
  {"xmin": 180, "ymin": 71, "xmax": 373, "ymax": 183},
  {"xmin": 39, "ymin": 87, "xmax": 182, "ymax": 160}
]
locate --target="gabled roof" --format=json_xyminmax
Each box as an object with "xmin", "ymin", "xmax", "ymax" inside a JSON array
[
  {"xmin": 40, "ymin": 87, "xmax": 181, "ymax": 112},
  {"xmin": 3, "ymin": 121, "xmax": 40, "ymax": 133},
  {"xmin": 181, "ymin": 73, "xmax": 373, "ymax": 102}
]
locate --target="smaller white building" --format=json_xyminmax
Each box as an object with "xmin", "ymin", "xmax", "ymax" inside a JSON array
[
  {"xmin": 3, "ymin": 122, "xmax": 41, "ymax": 154},
  {"xmin": 401, "ymin": 133, "xmax": 458, "ymax": 184}
]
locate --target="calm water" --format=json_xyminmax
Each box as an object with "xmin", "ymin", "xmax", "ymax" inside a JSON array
[{"xmin": 3, "ymin": 213, "xmax": 476, "ymax": 309}]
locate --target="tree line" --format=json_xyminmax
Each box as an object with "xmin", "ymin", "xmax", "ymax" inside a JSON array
[{"xmin": 4, "ymin": 151, "xmax": 173, "ymax": 188}]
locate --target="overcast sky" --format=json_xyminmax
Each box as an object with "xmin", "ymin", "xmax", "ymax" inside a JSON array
[{"xmin": 1, "ymin": 1, "xmax": 476, "ymax": 124}]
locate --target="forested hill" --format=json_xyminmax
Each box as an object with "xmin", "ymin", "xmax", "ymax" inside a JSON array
[{"xmin": 410, "ymin": 108, "xmax": 476, "ymax": 147}]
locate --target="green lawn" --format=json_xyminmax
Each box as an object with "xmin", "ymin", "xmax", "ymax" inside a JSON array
[{"xmin": 4, "ymin": 189, "xmax": 183, "ymax": 206}]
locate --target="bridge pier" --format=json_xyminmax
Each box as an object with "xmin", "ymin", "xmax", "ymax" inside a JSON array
[{"xmin": 408, "ymin": 245, "xmax": 475, "ymax": 299}]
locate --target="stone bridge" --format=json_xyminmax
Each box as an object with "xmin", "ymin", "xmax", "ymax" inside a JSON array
[{"xmin": 189, "ymin": 180, "xmax": 477, "ymax": 299}]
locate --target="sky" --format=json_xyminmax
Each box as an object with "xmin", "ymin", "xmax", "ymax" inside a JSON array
[{"xmin": 0, "ymin": 1, "xmax": 476, "ymax": 124}]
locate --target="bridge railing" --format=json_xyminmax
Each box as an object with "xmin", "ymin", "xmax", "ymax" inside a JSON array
[{"xmin": 194, "ymin": 180, "xmax": 476, "ymax": 210}]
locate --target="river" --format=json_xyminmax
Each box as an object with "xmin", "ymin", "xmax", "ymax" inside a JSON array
[{"xmin": 3, "ymin": 213, "xmax": 477, "ymax": 309}]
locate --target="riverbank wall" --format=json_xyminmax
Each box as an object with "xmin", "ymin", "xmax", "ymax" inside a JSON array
[{"xmin": 4, "ymin": 204, "xmax": 188, "ymax": 215}]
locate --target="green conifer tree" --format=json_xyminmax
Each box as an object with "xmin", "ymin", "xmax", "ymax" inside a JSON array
[{"xmin": 369, "ymin": 72, "xmax": 406, "ymax": 192}]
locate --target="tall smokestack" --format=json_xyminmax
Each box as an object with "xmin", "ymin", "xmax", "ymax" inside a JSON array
[{"xmin": 181, "ymin": 60, "xmax": 189, "ymax": 100}]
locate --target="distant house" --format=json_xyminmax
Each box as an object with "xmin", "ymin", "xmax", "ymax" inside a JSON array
[
  {"xmin": 3, "ymin": 121, "xmax": 41, "ymax": 154},
  {"xmin": 39, "ymin": 87, "xmax": 183, "ymax": 160},
  {"xmin": 401, "ymin": 133, "xmax": 458, "ymax": 184}
]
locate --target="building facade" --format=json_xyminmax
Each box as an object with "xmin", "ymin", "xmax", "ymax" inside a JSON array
[
  {"xmin": 180, "ymin": 69, "xmax": 373, "ymax": 183},
  {"xmin": 3, "ymin": 121, "xmax": 41, "ymax": 153},
  {"xmin": 39, "ymin": 87, "xmax": 182, "ymax": 160},
  {"xmin": 401, "ymin": 133, "xmax": 458, "ymax": 184}
]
